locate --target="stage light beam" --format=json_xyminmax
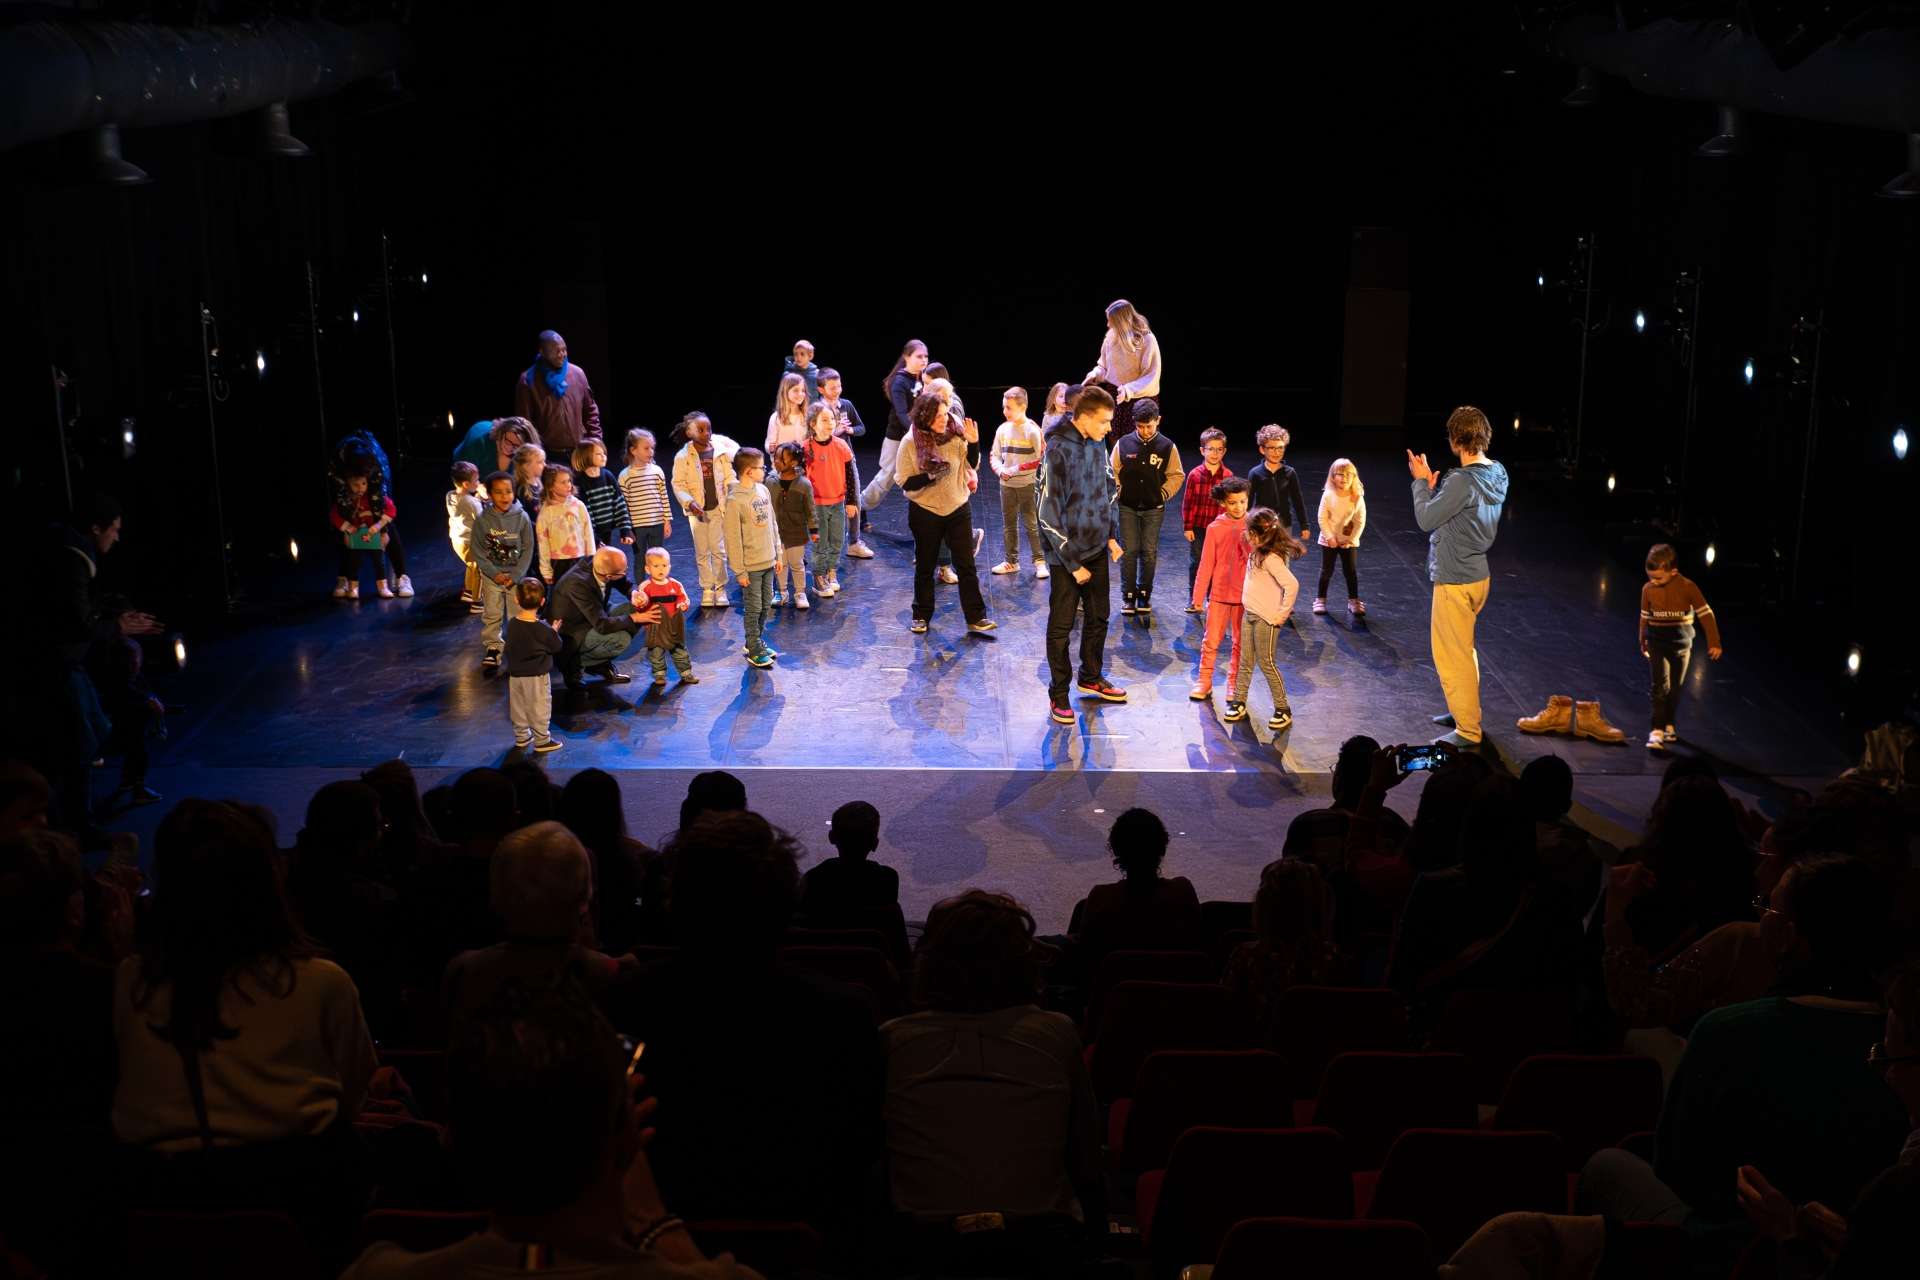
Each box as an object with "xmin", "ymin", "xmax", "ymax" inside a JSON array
[
  {"xmin": 1896, "ymin": 427, "xmax": 1910, "ymax": 461},
  {"xmin": 256, "ymin": 352, "xmax": 267, "ymax": 375},
  {"xmin": 173, "ymin": 636, "xmax": 188, "ymax": 668},
  {"xmin": 1743, "ymin": 358, "xmax": 1754, "ymax": 385},
  {"xmin": 1704, "ymin": 543, "xmax": 1718, "ymax": 567},
  {"xmin": 1847, "ymin": 645, "xmax": 1862, "ymax": 677},
  {"xmin": 1606, "ymin": 472, "xmax": 1616, "ymax": 493},
  {"xmin": 290, "ymin": 538, "xmax": 300, "ymax": 562},
  {"xmin": 352, "ymin": 309, "xmax": 360, "ymax": 323},
  {"xmin": 1634, "ymin": 309, "xmax": 1646, "ymax": 332}
]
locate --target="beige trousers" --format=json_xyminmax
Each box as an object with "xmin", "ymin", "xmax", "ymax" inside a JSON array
[{"xmin": 1431, "ymin": 578, "xmax": 1490, "ymax": 741}]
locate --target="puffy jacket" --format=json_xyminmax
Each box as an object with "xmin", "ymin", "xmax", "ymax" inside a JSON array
[{"xmin": 1037, "ymin": 420, "xmax": 1120, "ymax": 568}]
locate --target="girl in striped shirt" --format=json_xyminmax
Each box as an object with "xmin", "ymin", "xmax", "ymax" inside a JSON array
[{"xmin": 617, "ymin": 427, "xmax": 673, "ymax": 565}]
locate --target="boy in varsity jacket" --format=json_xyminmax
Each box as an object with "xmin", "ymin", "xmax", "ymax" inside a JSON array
[
  {"xmin": 1108, "ymin": 397, "xmax": 1183, "ymax": 616},
  {"xmin": 1639, "ymin": 542, "xmax": 1724, "ymax": 750}
]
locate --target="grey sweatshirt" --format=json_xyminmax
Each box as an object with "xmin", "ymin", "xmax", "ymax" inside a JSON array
[
  {"xmin": 472, "ymin": 501, "xmax": 535, "ymax": 580},
  {"xmin": 723, "ymin": 482, "xmax": 779, "ymax": 574}
]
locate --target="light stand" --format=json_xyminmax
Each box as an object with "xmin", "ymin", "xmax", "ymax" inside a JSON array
[
  {"xmin": 1787, "ymin": 311, "xmax": 1826, "ymax": 601},
  {"xmin": 199, "ymin": 302, "xmax": 237, "ymax": 611}
]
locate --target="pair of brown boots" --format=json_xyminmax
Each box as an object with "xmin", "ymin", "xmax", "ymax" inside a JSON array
[{"xmin": 1517, "ymin": 694, "xmax": 1626, "ymax": 743}]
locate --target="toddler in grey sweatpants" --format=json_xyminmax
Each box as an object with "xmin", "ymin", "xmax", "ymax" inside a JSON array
[{"xmin": 504, "ymin": 577, "xmax": 564, "ymax": 752}]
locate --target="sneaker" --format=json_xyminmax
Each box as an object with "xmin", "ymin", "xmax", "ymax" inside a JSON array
[
  {"xmin": 846, "ymin": 541, "xmax": 875, "ymax": 559},
  {"xmin": 1119, "ymin": 595, "xmax": 1137, "ymax": 616},
  {"xmin": 772, "ymin": 590, "xmax": 785, "ymax": 607},
  {"xmin": 992, "ymin": 561, "xmax": 1020, "ymax": 575},
  {"xmin": 1647, "ymin": 728, "xmax": 1668, "ymax": 751},
  {"xmin": 532, "ymin": 738, "xmax": 563, "ymax": 753},
  {"xmin": 1050, "ymin": 698, "xmax": 1074, "ymax": 725},
  {"xmin": 1269, "ymin": 708, "xmax": 1294, "ymax": 732},
  {"xmin": 967, "ymin": 618, "xmax": 998, "ymax": 634},
  {"xmin": 1135, "ymin": 597, "xmax": 1152, "ymax": 615},
  {"xmin": 910, "ymin": 618, "xmax": 929, "ymax": 634},
  {"xmin": 1189, "ymin": 683, "xmax": 1212, "ymax": 701},
  {"xmin": 1431, "ymin": 712, "xmax": 1457, "ymax": 727},
  {"xmin": 1223, "ymin": 700, "xmax": 1248, "ymax": 722},
  {"xmin": 513, "ymin": 736, "xmax": 533, "ymax": 750},
  {"xmin": 459, "ymin": 589, "xmax": 475, "ymax": 603},
  {"xmin": 1432, "ymin": 729, "xmax": 1485, "ymax": 750},
  {"xmin": 795, "ymin": 590, "xmax": 810, "ymax": 610},
  {"xmin": 747, "ymin": 649, "xmax": 776, "ymax": 668},
  {"xmin": 114, "ymin": 782, "xmax": 163, "ymax": 806},
  {"xmin": 680, "ymin": 672, "xmax": 700, "ymax": 684},
  {"xmin": 972, "ymin": 527, "xmax": 985, "ymax": 557},
  {"xmin": 482, "ymin": 651, "xmax": 501, "ymax": 669},
  {"xmin": 1312, "ymin": 597, "xmax": 1327, "ymax": 615},
  {"xmin": 1665, "ymin": 724, "xmax": 1680, "ymax": 743},
  {"xmin": 1077, "ymin": 677, "xmax": 1128, "ymax": 702},
  {"xmin": 348, "ymin": 582, "xmax": 361, "ymax": 600},
  {"xmin": 651, "ymin": 676, "xmax": 668, "ymax": 688},
  {"xmin": 1348, "ymin": 598, "xmax": 1366, "ymax": 616},
  {"xmin": 1186, "ymin": 602, "xmax": 1204, "ymax": 614},
  {"xmin": 595, "ymin": 665, "xmax": 633, "ymax": 684},
  {"xmin": 1034, "ymin": 561, "xmax": 1050, "ymax": 580},
  {"xmin": 376, "ymin": 579, "xmax": 395, "ymax": 599},
  {"xmin": 395, "ymin": 574, "xmax": 415, "ymax": 598},
  {"xmin": 468, "ymin": 601, "xmax": 484, "ymax": 614},
  {"xmin": 701, "ymin": 588, "xmax": 717, "ymax": 608},
  {"xmin": 937, "ymin": 565, "xmax": 959, "ymax": 585},
  {"xmin": 332, "ymin": 576, "xmax": 350, "ymax": 598}
]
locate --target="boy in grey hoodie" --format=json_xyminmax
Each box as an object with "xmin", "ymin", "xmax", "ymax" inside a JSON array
[
  {"xmin": 724, "ymin": 448, "xmax": 781, "ymax": 667},
  {"xmin": 1409, "ymin": 406, "xmax": 1511, "ymax": 746},
  {"xmin": 474, "ymin": 470, "xmax": 537, "ymax": 668}
]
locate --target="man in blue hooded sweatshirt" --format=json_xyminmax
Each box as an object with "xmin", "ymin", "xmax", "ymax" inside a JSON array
[
  {"xmin": 1409, "ymin": 405, "xmax": 1509, "ymax": 748},
  {"xmin": 1038, "ymin": 386, "xmax": 1126, "ymax": 725}
]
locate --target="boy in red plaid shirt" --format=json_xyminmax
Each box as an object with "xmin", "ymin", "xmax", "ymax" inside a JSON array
[{"xmin": 1182, "ymin": 427, "xmax": 1233, "ymax": 612}]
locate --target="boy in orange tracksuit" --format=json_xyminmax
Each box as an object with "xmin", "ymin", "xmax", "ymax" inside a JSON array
[{"xmin": 1189, "ymin": 477, "xmax": 1252, "ymax": 702}]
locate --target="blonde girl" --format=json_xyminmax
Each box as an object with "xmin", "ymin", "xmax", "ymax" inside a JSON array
[
  {"xmin": 1313, "ymin": 458, "xmax": 1368, "ymax": 617},
  {"xmin": 766, "ymin": 371, "xmax": 810, "ymax": 455},
  {"xmin": 510, "ymin": 442, "xmax": 547, "ymax": 513},
  {"xmin": 536, "ymin": 463, "xmax": 596, "ymax": 585}
]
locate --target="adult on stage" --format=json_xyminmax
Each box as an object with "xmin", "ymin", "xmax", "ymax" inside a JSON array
[
  {"xmin": 1082, "ymin": 299, "xmax": 1162, "ymax": 436},
  {"xmin": 1039, "ymin": 385, "xmax": 1127, "ymax": 724},
  {"xmin": 896, "ymin": 392, "xmax": 995, "ymax": 637},
  {"xmin": 512, "ymin": 330, "xmax": 602, "ymax": 456},
  {"xmin": 451, "ymin": 416, "xmax": 539, "ymax": 478},
  {"xmin": 1409, "ymin": 406, "xmax": 1509, "ymax": 749},
  {"xmin": 550, "ymin": 548, "xmax": 662, "ymax": 687},
  {"xmin": 858, "ymin": 338, "xmax": 929, "ymax": 516}
]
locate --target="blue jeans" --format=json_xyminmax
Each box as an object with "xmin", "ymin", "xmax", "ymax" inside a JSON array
[
  {"xmin": 814, "ymin": 502, "xmax": 847, "ymax": 578},
  {"xmin": 575, "ymin": 602, "xmax": 640, "ymax": 669},
  {"xmin": 740, "ymin": 566, "xmax": 774, "ymax": 655},
  {"xmin": 1118, "ymin": 505, "xmax": 1165, "ymax": 600}
]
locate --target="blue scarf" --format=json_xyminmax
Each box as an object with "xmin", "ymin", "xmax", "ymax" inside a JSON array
[{"xmin": 531, "ymin": 358, "xmax": 570, "ymax": 401}]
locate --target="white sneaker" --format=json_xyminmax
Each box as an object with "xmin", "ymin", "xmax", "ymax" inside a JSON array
[
  {"xmin": 938, "ymin": 565, "xmax": 959, "ymax": 584},
  {"xmin": 376, "ymin": 579, "xmax": 395, "ymax": 598},
  {"xmin": 347, "ymin": 582, "xmax": 360, "ymax": 600},
  {"xmin": 332, "ymin": 576, "xmax": 350, "ymax": 598},
  {"xmin": 1034, "ymin": 561, "xmax": 1050, "ymax": 580},
  {"xmin": 795, "ymin": 590, "xmax": 810, "ymax": 610},
  {"xmin": 1647, "ymin": 728, "xmax": 1668, "ymax": 751},
  {"xmin": 972, "ymin": 527, "xmax": 985, "ymax": 557},
  {"xmin": 394, "ymin": 574, "xmax": 414, "ymax": 598},
  {"xmin": 820, "ymin": 579, "xmax": 838, "ymax": 597},
  {"xmin": 846, "ymin": 542, "xmax": 875, "ymax": 559},
  {"xmin": 991, "ymin": 561, "xmax": 1020, "ymax": 575}
]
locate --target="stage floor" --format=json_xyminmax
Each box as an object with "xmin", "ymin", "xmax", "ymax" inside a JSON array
[{"xmin": 112, "ymin": 444, "xmax": 1847, "ymax": 928}]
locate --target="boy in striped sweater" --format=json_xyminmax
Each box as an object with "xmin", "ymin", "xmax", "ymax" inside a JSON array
[
  {"xmin": 617, "ymin": 427, "xmax": 673, "ymax": 575},
  {"xmin": 1640, "ymin": 543, "xmax": 1723, "ymax": 750}
]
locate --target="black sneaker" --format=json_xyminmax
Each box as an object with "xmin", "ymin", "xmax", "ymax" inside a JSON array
[
  {"xmin": 482, "ymin": 651, "xmax": 501, "ymax": 669},
  {"xmin": 115, "ymin": 782, "xmax": 163, "ymax": 806},
  {"xmin": 1223, "ymin": 700, "xmax": 1248, "ymax": 722},
  {"xmin": 1135, "ymin": 596, "xmax": 1152, "ymax": 615},
  {"xmin": 1076, "ymin": 677, "xmax": 1128, "ymax": 702},
  {"xmin": 1050, "ymin": 698, "xmax": 1074, "ymax": 725},
  {"xmin": 1431, "ymin": 712, "xmax": 1456, "ymax": 727},
  {"xmin": 1120, "ymin": 595, "xmax": 1137, "ymax": 616},
  {"xmin": 532, "ymin": 738, "xmax": 563, "ymax": 753},
  {"xmin": 967, "ymin": 619, "xmax": 998, "ymax": 634},
  {"xmin": 592, "ymin": 665, "xmax": 633, "ymax": 684},
  {"xmin": 1269, "ymin": 708, "xmax": 1294, "ymax": 732},
  {"xmin": 910, "ymin": 618, "xmax": 929, "ymax": 634}
]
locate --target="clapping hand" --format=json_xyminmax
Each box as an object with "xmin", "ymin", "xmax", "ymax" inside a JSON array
[
  {"xmin": 961, "ymin": 417, "xmax": 980, "ymax": 445},
  {"xmin": 1406, "ymin": 450, "xmax": 1436, "ymax": 489}
]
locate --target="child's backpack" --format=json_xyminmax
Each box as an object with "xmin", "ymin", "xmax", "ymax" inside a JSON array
[{"xmin": 330, "ymin": 430, "xmax": 394, "ymax": 512}]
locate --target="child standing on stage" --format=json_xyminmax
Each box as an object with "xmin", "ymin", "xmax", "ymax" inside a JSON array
[
  {"xmin": 671, "ymin": 411, "xmax": 740, "ymax": 609},
  {"xmin": 991, "ymin": 386, "xmax": 1049, "ymax": 578},
  {"xmin": 638, "ymin": 547, "xmax": 698, "ymax": 688},
  {"xmin": 1190, "ymin": 477, "xmax": 1252, "ymax": 702},
  {"xmin": 1041, "ymin": 382, "xmax": 1074, "ymax": 431},
  {"xmin": 1229, "ymin": 507, "xmax": 1305, "ymax": 731},
  {"xmin": 1313, "ymin": 458, "xmax": 1368, "ymax": 617},
  {"xmin": 1111, "ymin": 397, "xmax": 1183, "ymax": 615},
  {"xmin": 1640, "ymin": 543, "xmax": 1723, "ymax": 751},
  {"xmin": 770, "ymin": 442, "xmax": 818, "ymax": 609},
  {"xmin": 767, "ymin": 372, "xmax": 811, "ymax": 455},
  {"xmin": 573, "ymin": 440, "xmax": 624, "ymax": 555},
  {"xmin": 1182, "ymin": 428, "xmax": 1233, "ymax": 610},
  {"xmin": 510, "ymin": 443, "xmax": 546, "ymax": 515},
  {"xmin": 617, "ymin": 427, "xmax": 673, "ymax": 562},
  {"xmin": 817, "ymin": 368, "xmax": 873, "ymax": 558},
  {"xmin": 1247, "ymin": 424, "xmax": 1311, "ymax": 541},
  {"xmin": 446, "ymin": 460, "xmax": 484, "ymax": 612},
  {"xmin": 331, "ymin": 466, "xmax": 397, "ymax": 599},
  {"xmin": 725, "ymin": 447, "xmax": 780, "ymax": 668},
  {"xmin": 785, "ymin": 338, "xmax": 820, "ymax": 402},
  {"xmin": 505, "ymin": 577, "xmax": 563, "ymax": 753},
  {"xmin": 803, "ymin": 402, "xmax": 857, "ymax": 597},
  {"xmin": 537, "ymin": 464, "xmax": 596, "ymax": 587},
  {"xmin": 474, "ymin": 471, "xmax": 535, "ymax": 669}
]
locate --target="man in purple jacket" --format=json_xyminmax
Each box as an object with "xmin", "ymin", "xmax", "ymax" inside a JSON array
[{"xmin": 512, "ymin": 330, "xmax": 602, "ymax": 456}]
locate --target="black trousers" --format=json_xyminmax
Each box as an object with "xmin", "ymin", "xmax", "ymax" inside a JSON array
[
  {"xmin": 909, "ymin": 500, "xmax": 986, "ymax": 624},
  {"xmin": 1317, "ymin": 545, "xmax": 1359, "ymax": 598},
  {"xmin": 1646, "ymin": 633, "xmax": 1692, "ymax": 729},
  {"xmin": 1046, "ymin": 555, "xmax": 1111, "ymax": 700}
]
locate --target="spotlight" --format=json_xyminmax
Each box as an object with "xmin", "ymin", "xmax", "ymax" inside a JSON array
[
  {"xmin": 1634, "ymin": 309, "xmax": 1646, "ymax": 332},
  {"xmin": 1704, "ymin": 542, "xmax": 1718, "ymax": 567},
  {"xmin": 352, "ymin": 309, "xmax": 360, "ymax": 323},
  {"xmin": 1743, "ymin": 358, "xmax": 1754, "ymax": 385},
  {"xmin": 1846, "ymin": 645, "xmax": 1862, "ymax": 677},
  {"xmin": 122, "ymin": 429, "xmax": 134, "ymax": 446},
  {"xmin": 447, "ymin": 411, "xmax": 455, "ymax": 428},
  {"xmin": 172, "ymin": 635, "xmax": 188, "ymax": 669},
  {"xmin": 1605, "ymin": 472, "xmax": 1616, "ymax": 493},
  {"xmin": 1896, "ymin": 427, "xmax": 1910, "ymax": 461},
  {"xmin": 420, "ymin": 272, "xmax": 429, "ymax": 285},
  {"xmin": 289, "ymin": 538, "xmax": 300, "ymax": 562},
  {"xmin": 1536, "ymin": 273, "xmax": 1545, "ymax": 288},
  {"xmin": 1512, "ymin": 415, "xmax": 1520, "ymax": 432},
  {"xmin": 256, "ymin": 352, "xmax": 267, "ymax": 375}
]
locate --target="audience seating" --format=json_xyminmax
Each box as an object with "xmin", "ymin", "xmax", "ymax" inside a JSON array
[
  {"xmin": 1308, "ymin": 1052, "xmax": 1476, "ymax": 1169},
  {"xmin": 1363, "ymin": 1129, "xmax": 1568, "ymax": 1261},
  {"xmin": 1088, "ymin": 950, "xmax": 1218, "ymax": 1038},
  {"xmin": 352, "ymin": 1210, "xmax": 488, "ymax": 1256},
  {"xmin": 1110, "ymin": 1050, "xmax": 1292, "ymax": 1172},
  {"xmin": 1270, "ymin": 986, "xmax": 1410, "ymax": 1097},
  {"xmin": 1490, "ymin": 1054, "xmax": 1664, "ymax": 1170},
  {"xmin": 1209, "ymin": 1215, "xmax": 1433, "ymax": 1280},
  {"xmin": 1427, "ymin": 988, "xmax": 1576, "ymax": 1101},
  {"xmin": 125, "ymin": 1209, "xmax": 326, "ymax": 1280},
  {"xmin": 1198, "ymin": 899, "xmax": 1253, "ymax": 942},
  {"xmin": 793, "ymin": 904, "xmax": 912, "ymax": 969},
  {"xmin": 1208, "ymin": 928, "xmax": 1260, "ymax": 974},
  {"xmin": 1136, "ymin": 1127, "xmax": 1353, "ymax": 1277},
  {"xmin": 1089, "ymin": 982, "xmax": 1249, "ymax": 1103},
  {"xmin": 779, "ymin": 944, "xmax": 905, "ymax": 1020}
]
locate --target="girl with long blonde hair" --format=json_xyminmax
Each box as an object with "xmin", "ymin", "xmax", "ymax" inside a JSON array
[{"xmin": 1313, "ymin": 458, "xmax": 1368, "ymax": 617}]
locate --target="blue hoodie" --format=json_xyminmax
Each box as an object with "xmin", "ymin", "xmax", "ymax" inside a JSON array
[
  {"xmin": 1411, "ymin": 459, "xmax": 1509, "ymax": 585},
  {"xmin": 1037, "ymin": 420, "xmax": 1121, "ymax": 568}
]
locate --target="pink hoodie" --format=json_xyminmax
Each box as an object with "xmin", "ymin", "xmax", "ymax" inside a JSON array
[{"xmin": 1192, "ymin": 513, "xmax": 1250, "ymax": 608}]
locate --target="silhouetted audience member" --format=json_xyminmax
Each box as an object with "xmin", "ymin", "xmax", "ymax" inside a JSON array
[
  {"xmin": 503, "ymin": 758, "xmax": 561, "ymax": 825},
  {"xmin": 1286, "ymin": 735, "xmax": 1415, "ymax": 950},
  {"xmin": 0, "ymin": 760, "xmax": 53, "ymax": 838},
  {"xmin": 560, "ymin": 769, "xmax": 655, "ymax": 955},
  {"xmin": 1224, "ymin": 859, "xmax": 1339, "ymax": 1047},
  {"xmin": 882, "ymin": 890, "xmax": 1104, "ymax": 1271},
  {"xmin": 1077, "ymin": 807, "xmax": 1202, "ymax": 963},
  {"xmin": 442, "ymin": 821, "xmax": 637, "ymax": 1032},
  {"xmin": 360, "ymin": 759, "xmax": 453, "ymax": 876},
  {"xmin": 343, "ymin": 979, "xmax": 756, "ymax": 1279},
  {"xmin": 1624, "ymin": 775, "xmax": 1758, "ymax": 963},
  {"xmin": 287, "ymin": 781, "xmax": 402, "ymax": 1025},
  {"xmin": 1579, "ymin": 856, "xmax": 1906, "ymax": 1259},
  {"xmin": 679, "ymin": 770, "xmax": 749, "ymax": 833},
  {"xmin": 0, "ymin": 828, "xmax": 118, "ymax": 1276},
  {"xmin": 615, "ymin": 811, "xmax": 880, "ymax": 1245},
  {"xmin": 1520, "ymin": 753, "xmax": 1609, "ymax": 916},
  {"xmin": 406, "ymin": 767, "xmax": 519, "ymax": 963},
  {"xmin": 637, "ymin": 771, "xmax": 750, "ymax": 942},
  {"xmin": 113, "ymin": 799, "xmax": 376, "ymax": 1256},
  {"xmin": 800, "ymin": 800, "xmax": 900, "ymax": 921}
]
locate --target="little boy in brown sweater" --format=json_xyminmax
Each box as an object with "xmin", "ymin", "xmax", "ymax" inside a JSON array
[{"xmin": 1640, "ymin": 543, "xmax": 1724, "ymax": 750}]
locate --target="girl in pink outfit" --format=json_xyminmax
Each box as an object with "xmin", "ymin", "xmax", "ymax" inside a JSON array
[
  {"xmin": 536, "ymin": 464, "xmax": 597, "ymax": 585},
  {"xmin": 1313, "ymin": 457, "xmax": 1369, "ymax": 616},
  {"xmin": 1228, "ymin": 508, "xmax": 1307, "ymax": 731},
  {"xmin": 1190, "ymin": 477, "xmax": 1252, "ymax": 702}
]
